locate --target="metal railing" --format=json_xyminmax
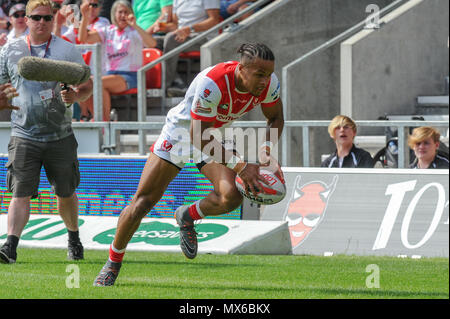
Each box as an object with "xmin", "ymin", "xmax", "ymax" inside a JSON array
[
  {"xmin": 75, "ymin": 43, "xmax": 103, "ymax": 121},
  {"xmin": 95, "ymin": 119, "xmax": 448, "ymax": 168},
  {"xmin": 280, "ymin": 0, "xmax": 408, "ymax": 166}
]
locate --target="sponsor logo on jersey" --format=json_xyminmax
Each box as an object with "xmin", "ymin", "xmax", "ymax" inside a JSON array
[
  {"xmin": 217, "ymin": 114, "xmax": 237, "ymax": 122},
  {"xmin": 218, "ymin": 103, "xmax": 229, "ymax": 111},
  {"xmin": 271, "ymin": 82, "xmax": 280, "ymax": 99},
  {"xmin": 159, "ymin": 140, "xmax": 173, "ymax": 152},
  {"xmin": 194, "ymin": 100, "xmax": 212, "ymax": 114}
]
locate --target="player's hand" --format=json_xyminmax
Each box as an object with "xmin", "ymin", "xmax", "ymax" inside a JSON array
[
  {"xmin": 258, "ymin": 146, "xmax": 284, "ymax": 180},
  {"xmin": 236, "ymin": 163, "xmax": 269, "ymax": 197},
  {"xmin": 0, "ymin": 83, "xmax": 19, "ymax": 110}
]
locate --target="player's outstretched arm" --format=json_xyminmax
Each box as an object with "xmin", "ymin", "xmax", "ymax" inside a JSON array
[{"xmin": 260, "ymin": 99, "xmax": 284, "ymax": 173}]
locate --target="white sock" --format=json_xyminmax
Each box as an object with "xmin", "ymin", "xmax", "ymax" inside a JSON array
[{"xmin": 195, "ymin": 200, "xmax": 205, "ymax": 218}]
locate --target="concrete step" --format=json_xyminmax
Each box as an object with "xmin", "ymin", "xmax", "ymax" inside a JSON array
[
  {"xmin": 417, "ymin": 95, "xmax": 449, "ymax": 107},
  {"xmin": 416, "ymin": 95, "xmax": 449, "ymax": 115}
]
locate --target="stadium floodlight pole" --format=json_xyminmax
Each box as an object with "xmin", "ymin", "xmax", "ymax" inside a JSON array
[
  {"xmin": 280, "ymin": 0, "xmax": 407, "ymax": 167},
  {"xmin": 136, "ymin": 0, "xmax": 273, "ymax": 155}
]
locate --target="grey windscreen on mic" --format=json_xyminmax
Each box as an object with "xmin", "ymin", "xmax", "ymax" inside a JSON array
[{"xmin": 18, "ymin": 56, "xmax": 91, "ymax": 85}]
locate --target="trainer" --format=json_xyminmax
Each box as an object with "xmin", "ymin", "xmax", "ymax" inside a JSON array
[
  {"xmin": 0, "ymin": 0, "xmax": 93, "ymax": 264},
  {"xmin": 93, "ymin": 43, "xmax": 284, "ymax": 286}
]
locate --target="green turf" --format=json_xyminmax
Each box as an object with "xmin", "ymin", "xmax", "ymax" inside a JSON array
[{"xmin": 0, "ymin": 248, "xmax": 448, "ymax": 299}]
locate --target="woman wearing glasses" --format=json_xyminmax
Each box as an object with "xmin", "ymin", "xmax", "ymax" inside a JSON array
[{"xmin": 78, "ymin": 0, "xmax": 156, "ymax": 121}]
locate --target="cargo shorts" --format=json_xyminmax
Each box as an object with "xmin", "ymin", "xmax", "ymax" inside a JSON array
[{"xmin": 5, "ymin": 134, "xmax": 80, "ymax": 199}]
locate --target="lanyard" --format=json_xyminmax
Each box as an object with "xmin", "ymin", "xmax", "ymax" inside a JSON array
[{"xmin": 26, "ymin": 35, "xmax": 52, "ymax": 58}]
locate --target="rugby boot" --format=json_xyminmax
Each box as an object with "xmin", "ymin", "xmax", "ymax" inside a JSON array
[
  {"xmin": 175, "ymin": 205, "xmax": 198, "ymax": 259},
  {"xmin": 93, "ymin": 260, "xmax": 122, "ymax": 287},
  {"xmin": 0, "ymin": 243, "xmax": 16, "ymax": 264},
  {"xmin": 67, "ymin": 240, "xmax": 84, "ymax": 261}
]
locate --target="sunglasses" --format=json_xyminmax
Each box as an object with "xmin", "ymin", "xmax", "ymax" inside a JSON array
[
  {"xmin": 27, "ymin": 14, "xmax": 54, "ymax": 22},
  {"xmin": 12, "ymin": 12, "xmax": 26, "ymax": 18},
  {"xmin": 89, "ymin": 3, "xmax": 99, "ymax": 8}
]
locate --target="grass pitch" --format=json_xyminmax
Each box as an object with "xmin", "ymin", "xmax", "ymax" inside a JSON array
[{"xmin": 0, "ymin": 248, "xmax": 448, "ymax": 299}]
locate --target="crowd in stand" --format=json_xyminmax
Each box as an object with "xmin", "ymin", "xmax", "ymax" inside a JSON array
[
  {"xmin": 1, "ymin": 1, "xmax": 447, "ymax": 168},
  {"xmin": 0, "ymin": 0, "xmax": 262, "ymax": 121}
]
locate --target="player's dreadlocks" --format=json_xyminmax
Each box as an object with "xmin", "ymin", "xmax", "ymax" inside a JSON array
[{"xmin": 237, "ymin": 43, "xmax": 275, "ymax": 65}]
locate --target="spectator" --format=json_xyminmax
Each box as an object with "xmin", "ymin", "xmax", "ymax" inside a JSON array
[
  {"xmin": 52, "ymin": 0, "xmax": 71, "ymax": 36},
  {"xmin": 1, "ymin": 0, "xmax": 27, "ymax": 14},
  {"xmin": 0, "ymin": 1, "xmax": 28, "ymax": 41},
  {"xmin": 408, "ymin": 126, "xmax": 449, "ymax": 169},
  {"xmin": 220, "ymin": 0, "xmax": 256, "ymax": 22},
  {"xmin": 133, "ymin": 0, "xmax": 172, "ymax": 35},
  {"xmin": 6, "ymin": 2, "xmax": 29, "ymax": 41},
  {"xmin": 78, "ymin": 0, "xmax": 156, "ymax": 121},
  {"xmin": 153, "ymin": 0, "xmax": 221, "ymax": 97},
  {"xmin": 61, "ymin": 0, "xmax": 109, "ymax": 121},
  {"xmin": 97, "ymin": 0, "xmax": 111, "ymax": 20},
  {"xmin": 321, "ymin": 115, "xmax": 373, "ymax": 168},
  {"xmin": 0, "ymin": 8, "xmax": 8, "ymax": 42},
  {"xmin": 61, "ymin": 0, "xmax": 110, "ymax": 72}
]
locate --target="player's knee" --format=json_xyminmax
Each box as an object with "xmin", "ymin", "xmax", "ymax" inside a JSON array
[
  {"xmin": 129, "ymin": 195, "xmax": 157, "ymax": 219},
  {"xmin": 220, "ymin": 189, "xmax": 243, "ymax": 211}
]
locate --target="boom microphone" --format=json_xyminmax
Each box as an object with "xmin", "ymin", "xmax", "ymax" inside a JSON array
[{"xmin": 17, "ymin": 56, "xmax": 91, "ymax": 86}]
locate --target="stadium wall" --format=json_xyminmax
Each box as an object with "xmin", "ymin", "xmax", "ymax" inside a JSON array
[
  {"xmin": 261, "ymin": 168, "xmax": 449, "ymax": 258},
  {"xmin": 341, "ymin": 0, "xmax": 449, "ymax": 133},
  {"xmin": 202, "ymin": 0, "xmax": 395, "ymax": 166}
]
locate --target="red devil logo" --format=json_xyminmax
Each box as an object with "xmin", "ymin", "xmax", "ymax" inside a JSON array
[{"xmin": 283, "ymin": 175, "xmax": 338, "ymax": 248}]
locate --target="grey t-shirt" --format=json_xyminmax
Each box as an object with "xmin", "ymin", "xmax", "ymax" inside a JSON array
[
  {"xmin": 0, "ymin": 35, "xmax": 86, "ymax": 142},
  {"xmin": 174, "ymin": 0, "xmax": 220, "ymax": 28}
]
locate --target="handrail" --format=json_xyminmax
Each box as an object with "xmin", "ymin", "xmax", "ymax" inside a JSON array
[
  {"xmin": 75, "ymin": 43, "xmax": 103, "ymax": 121},
  {"xmin": 101, "ymin": 119, "xmax": 448, "ymax": 168},
  {"xmin": 280, "ymin": 0, "xmax": 408, "ymax": 166},
  {"xmin": 1, "ymin": 119, "xmax": 447, "ymax": 167},
  {"xmin": 135, "ymin": 0, "xmax": 273, "ymax": 154}
]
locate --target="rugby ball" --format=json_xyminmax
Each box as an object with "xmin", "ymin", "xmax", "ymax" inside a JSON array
[{"xmin": 235, "ymin": 168, "xmax": 286, "ymax": 205}]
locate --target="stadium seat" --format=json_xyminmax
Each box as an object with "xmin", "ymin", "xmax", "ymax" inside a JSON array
[
  {"xmin": 179, "ymin": 50, "xmax": 200, "ymax": 83},
  {"xmin": 111, "ymin": 48, "xmax": 165, "ymax": 120}
]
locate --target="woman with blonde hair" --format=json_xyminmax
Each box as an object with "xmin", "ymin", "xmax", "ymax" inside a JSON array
[
  {"xmin": 321, "ymin": 115, "xmax": 373, "ymax": 168},
  {"xmin": 408, "ymin": 126, "xmax": 449, "ymax": 169}
]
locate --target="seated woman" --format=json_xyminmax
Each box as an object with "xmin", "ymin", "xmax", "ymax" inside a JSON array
[
  {"xmin": 321, "ymin": 115, "xmax": 374, "ymax": 168},
  {"xmin": 78, "ymin": 0, "xmax": 156, "ymax": 121},
  {"xmin": 408, "ymin": 126, "xmax": 449, "ymax": 169},
  {"xmin": 152, "ymin": 0, "xmax": 220, "ymax": 96}
]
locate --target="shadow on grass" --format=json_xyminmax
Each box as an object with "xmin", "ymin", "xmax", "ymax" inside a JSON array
[
  {"xmin": 116, "ymin": 281, "xmax": 448, "ymax": 298},
  {"xmin": 18, "ymin": 258, "xmax": 261, "ymax": 268}
]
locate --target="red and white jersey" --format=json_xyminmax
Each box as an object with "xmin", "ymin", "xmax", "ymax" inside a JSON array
[{"xmin": 163, "ymin": 61, "xmax": 280, "ymax": 135}]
